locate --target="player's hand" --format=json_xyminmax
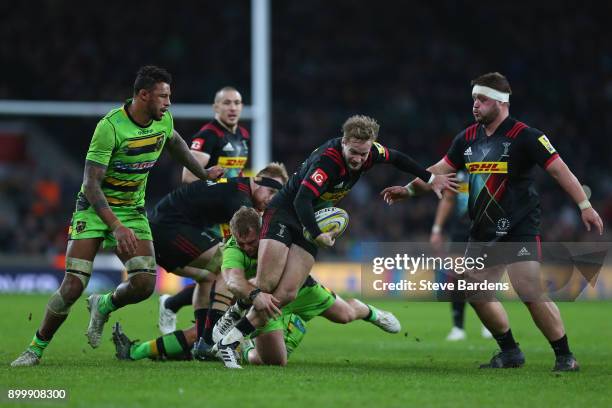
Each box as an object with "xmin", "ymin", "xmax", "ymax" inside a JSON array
[
  {"xmin": 315, "ymin": 228, "xmax": 338, "ymax": 248},
  {"xmin": 252, "ymin": 292, "xmax": 281, "ymax": 319},
  {"xmin": 205, "ymin": 165, "xmax": 224, "ymax": 180},
  {"xmin": 380, "ymin": 185, "xmax": 410, "ymax": 205},
  {"xmin": 113, "ymin": 225, "xmax": 138, "ymax": 255},
  {"xmin": 430, "ymin": 231, "xmax": 445, "ymax": 252},
  {"xmin": 581, "ymin": 207, "xmax": 604, "ymax": 235},
  {"xmin": 431, "ymin": 173, "xmax": 460, "ymax": 199}
]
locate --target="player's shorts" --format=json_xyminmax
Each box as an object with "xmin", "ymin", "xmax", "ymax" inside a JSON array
[
  {"xmin": 465, "ymin": 234, "xmax": 542, "ymax": 268},
  {"xmin": 68, "ymin": 206, "xmax": 152, "ymax": 249},
  {"xmin": 257, "ymin": 280, "xmax": 336, "ymax": 332},
  {"xmin": 260, "ymin": 206, "xmax": 318, "ymax": 258},
  {"xmin": 150, "ymin": 221, "xmax": 220, "ymax": 271}
]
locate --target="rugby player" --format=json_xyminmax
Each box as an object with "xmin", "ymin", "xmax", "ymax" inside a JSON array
[
  {"xmin": 159, "ymin": 87, "xmax": 250, "ymax": 334},
  {"xmin": 11, "ymin": 66, "xmax": 224, "ymax": 367},
  {"xmin": 382, "ymin": 72, "xmax": 604, "ymax": 371},
  {"xmin": 149, "ymin": 163, "xmax": 288, "ymax": 350},
  {"xmin": 111, "ymin": 207, "xmax": 400, "ymax": 366},
  {"xmin": 213, "ymin": 115, "xmax": 458, "ymax": 367}
]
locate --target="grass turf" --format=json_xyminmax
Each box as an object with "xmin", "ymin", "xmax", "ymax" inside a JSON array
[{"xmin": 1, "ymin": 294, "xmax": 611, "ymax": 407}]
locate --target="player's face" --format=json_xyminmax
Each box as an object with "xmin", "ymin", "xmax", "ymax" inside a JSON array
[
  {"xmin": 144, "ymin": 82, "xmax": 171, "ymax": 121},
  {"xmin": 214, "ymin": 90, "xmax": 243, "ymax": 128},
  {"xmin": 472, "ymin": 94, "xmax": 500, "ymax": 125},
  {"xmin": 236, "ymin": 228, "xmax": 259, "ymax": 257},
  {"xmin": 252, "ymin": 177, "xmax": 283, "ymax": 211},
  {"xmin": 342, "ymin": 139, "xmax": 372, "ymax": 171}
]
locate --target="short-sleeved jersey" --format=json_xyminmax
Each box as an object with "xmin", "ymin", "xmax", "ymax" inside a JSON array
[
  {"xmin": 77, "ymin": 101, "xmax": 174, "ymax": 209},
  {"xmin": 221, "ymin": 235, "xmax": 258, "ymax": 279},
  {"xmin": 149, "ymin": 177, "xmax": 253, "ymax": 238},
  {"xmin": 272, "ymin": 137, "xmax": 393, "ymax": 211},
  {"xmin": 189, "ymin": 119, "xmax": 250, "ymax": 177},
  {"xmin": 444, "ymin": 117, "xmax": 560, "ymax": 241}
]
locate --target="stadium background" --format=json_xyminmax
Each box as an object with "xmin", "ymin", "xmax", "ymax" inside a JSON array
[{"xmin": 0, "ymin": 0, "xmax": 611, "ymax": 296}]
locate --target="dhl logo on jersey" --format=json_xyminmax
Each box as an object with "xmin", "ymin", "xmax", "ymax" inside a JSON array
[
  {"xmin": 218, "ymin": 156, "xmax": 247, "ymax": 168},
  {"xmin": 219, "ymin": 223, "xmax": 231, "ymax": 239},
  {"xmin": 466, "ymin": 161, "xmax": 508, "ymax": 174}
]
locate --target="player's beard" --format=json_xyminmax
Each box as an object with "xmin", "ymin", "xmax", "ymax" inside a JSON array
[{"xmin": 474, "ymin": 104, "xmax": 499, "ymax": 125}]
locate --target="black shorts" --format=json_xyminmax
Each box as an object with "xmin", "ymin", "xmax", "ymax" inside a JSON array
[
  {"xmin": 465, "ymin": 234, "xmax": 542, "ymax": 268},
  {"xmin": 150, "ymin": 221, "xmax": 220, "ymax": 271},
  {"xmin": 260, "ymin": 206, "xmax": 318, "ymax": 258}
]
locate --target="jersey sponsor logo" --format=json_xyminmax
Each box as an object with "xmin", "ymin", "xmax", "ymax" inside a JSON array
[
  {"xmin": 466, "ymin": 161, "xmax": 508, "ymax": 174},
  {"xmin": 219, "ymin": 223, "xmax": 231, "ymax": 239},
  {"xmin": 222, "ymin": 142, "xmax": 235, "ymax": 152},
  {"xmin": 276, "ymin": 223, "xmax": 288, "ymax": 239},
  {"xmin": 217, "ymin": 156, "xmax": 247, "ymax": 168},
  {"xmin": 310, "ymin": 168, "xmax": 328, "ymax": 186},
  {"xmin": 538, "ymin": 135, "xmax": 556, "ymax": 154},
  {"xmin": 464, "ymin": 147, "xmax": 473, "ymax": 156},
  {"xmin": 321, "ymin": 190, "xmax": 349, "ymax": 203},
  {"xmin": 191, "ymin": 138, "xmax": 204, "ymax": 151},
  {"xmin": 113, "ymin": 160, "xmax": 157, "ymax": 172}
]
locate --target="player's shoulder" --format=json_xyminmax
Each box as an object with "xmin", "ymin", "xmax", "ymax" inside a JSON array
[
  {"xmin": 315, "ymin": 138, "xmax": 347, "ymax": 176},
  {"xmin": 504, "ymin": 119, "xmax": 547, "ymax": 142},
  {"xmin": 238, "ymin": 126, "xmax": 250, "ymax": 139},
  {"xmin": 198, "ymin": 121, "xmax": 226, "ymax": 138},
  {"xmin": 456, "ymin": 122, "xmax": 480, "ymax": 142}
]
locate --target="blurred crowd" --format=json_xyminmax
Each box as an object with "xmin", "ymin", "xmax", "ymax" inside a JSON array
[{"xmin": 1, "ymin": 1, "xmax": 610, "ymax": 257}]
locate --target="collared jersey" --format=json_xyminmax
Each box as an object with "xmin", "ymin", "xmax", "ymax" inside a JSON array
[
  {"xmin": 189, "ymin": 119, "xmax": 249, "ymax": 177},
  {"xmin": 444, "ymin": 117, "xmax": 560, "ymax": 241},
  {"xmin": 78, "ymin": 101, "xmax": 174, "ymax": 209}
]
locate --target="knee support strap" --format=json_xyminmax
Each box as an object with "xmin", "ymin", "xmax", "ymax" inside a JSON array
[
  {"xmin": 47, "ymin": 290, "xmax": 72, "ymax": 315},
  {"xmin": 125, "ymin": 256, "xmax": 157, "ymax": 276},
  {"xmin": 65, "ymin": 257, "xmax": 93, "ymax": 288}
]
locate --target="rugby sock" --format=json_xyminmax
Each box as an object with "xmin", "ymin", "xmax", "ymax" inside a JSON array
[
  {"xmin": 98, "ymin": 292, "xmax": 117, "ymax": 314},
  {"xmin": 451, "ymin": 301, "xmax": 466, "ymax": 329},
  {"xmin": 493, "ymin": 329, "xmax": 518, "ymax": 351},
  {"xmin": 203, "ymin": 309, "xmax": 224, "ymax": 345},
  {"xmin": 194, "ymin": 308, "xmax": 208, "ymax": 340},
  {"xmin": 28, "ymin": 331, "xmax": 50, "ymax": 358},
  {"xmin": 549, "ymin": 334, "xmax": 571, "ymax": 357},
  {"xmin": 364, "ymin": 305, "xmax": 379, "ymax": 322},
  {"xmin": 164, "ymin": 284, "xmax": 196, "ymax": 313},
  {"xmin": 242, "ymin": 341, "xmax": 255, "ymax": 364},
  {"xmin": 130, "ymin": 331, "xmax": 191, "ymax": 360}
]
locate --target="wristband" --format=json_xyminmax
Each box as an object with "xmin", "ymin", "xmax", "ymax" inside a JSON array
[
  {"xmin": 404, "ymin": 183, "xmax": 416, "ymax": 197},
  {"xmin": 110, "ymin": 220, "xmax": 123, "ymax": 232},
  {"xmin": 578, "ymin": 200, "xmax": 592, "ymax": 211},
  {"xmin": 248, "ymin": 288, "xmax": 262, "ymax": 302},
  {"xmin": 432, "ymin": 225, "xmax": 442, "ymax": 234}
]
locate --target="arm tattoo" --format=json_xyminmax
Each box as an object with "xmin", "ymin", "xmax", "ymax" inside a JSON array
[{"xmin": 83, "ymin": 160, "xmax": 110, "ymax": 212}]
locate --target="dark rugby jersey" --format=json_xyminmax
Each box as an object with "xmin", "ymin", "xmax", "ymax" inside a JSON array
[
  {"xmin": 272, "ymin": 137, "xmax": 431, "ymax": 238},
  {"xmin": 149, "ymin": 177, "xmax": 253, "ymax": 239},
  {"xmin": 190, "ymin": 119, "xmax": 249, "ymax": 177},
  {"xmin": 444, "ymin": 116, "xmax": 560, "ymax": 241}
]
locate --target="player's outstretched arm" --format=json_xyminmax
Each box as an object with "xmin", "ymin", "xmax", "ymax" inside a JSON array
[
  {"xmin": 182, "ymin": 150, "xmax": 210, "ymax": 183},
  {"xmin": 83, "ymin": 160, "xmax": 137, "ymax": 254},
  {"xmin": 381, "ymin": 158, "xmax": 457, "ymax": 204},
  {"xmin": 546, "ymin": 158, "xmax": 604, "ymax": 235},
  {"xmin": 166, "ymin": 130, "xmax": 224, "ymax": 180}
]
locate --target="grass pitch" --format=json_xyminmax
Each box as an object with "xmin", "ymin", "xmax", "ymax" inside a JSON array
[{"xmin": 1, "ymin": 294, "xmax": 611, "ymax": 407}]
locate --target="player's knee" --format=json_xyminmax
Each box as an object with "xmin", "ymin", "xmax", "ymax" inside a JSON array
[
  {"xmin": 63, "ymin": 257, "xmax": 93, "ymax": 299},
  {"xmin": 125, "ymin": 256, "xmax": 157, "ymax": 299}
]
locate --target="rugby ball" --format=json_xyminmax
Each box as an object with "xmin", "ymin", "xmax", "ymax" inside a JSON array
[{"xmin": 303, "ymin": 207, "xmax": 349, "ymax": 242}]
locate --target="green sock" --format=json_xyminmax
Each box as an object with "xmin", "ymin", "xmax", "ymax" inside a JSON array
[
  {"xmin": 28, "ymin": 332, "xmax": 50, "ymax": 358},
  {"xmin": 364, "ymin": 305, "xmax": 379, "ymax": 322},
  {"xmin": 242, "ymin": 342, "xmax": 255, "ymax": 364},
  {"xmin": 130, "ymin": 332, "xmax": 190, "ymax": 361},
  {"xmin": 97, "ymin": 292, "xmax": 118, "ymax": 315}
]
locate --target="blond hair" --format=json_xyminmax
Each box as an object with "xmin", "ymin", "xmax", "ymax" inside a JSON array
[
  {"xmin": 256, "ymin": 162, "xmax": 289, "ymax": 185},
  {"xmin": 229, "ymin": 206, "xmax": 261, "ymax": 238},
  {"xmin": 342, "ymin": 115, "xmax": 380, "ymax": 142}
]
